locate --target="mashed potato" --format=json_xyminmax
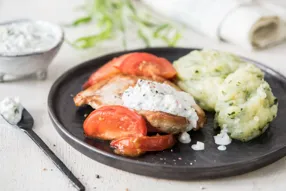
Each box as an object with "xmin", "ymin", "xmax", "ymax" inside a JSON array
[
  {"xmin": 215, "ymin": 64, "xmax": 278, "ymax": 141},
  {"xmin": 174, "ymin": 49, "xmax": 245, "ymax": 111},
  {"xmin": 174, "ymin": 49, "xmax": 278, "ymax": 142}
]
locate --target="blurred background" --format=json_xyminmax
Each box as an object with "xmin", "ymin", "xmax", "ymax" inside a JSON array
[
  {"xmin": 1, "ymin": 0, "xmax": 285, "ymax": 55},
  {"xmin": 0, "ymin": 1, "xmax": 285, "ymax": 90}
]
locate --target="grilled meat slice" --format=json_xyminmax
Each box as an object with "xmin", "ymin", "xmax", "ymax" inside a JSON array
[{"xmin": 74, "ymin": 74, "xmax": 205, "ymax": 134}]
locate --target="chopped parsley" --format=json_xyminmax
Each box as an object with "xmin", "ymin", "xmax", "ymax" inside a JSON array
[
  {"xmin": 214, "ymin": 68, "xmax": 220, "ymax": 72},
  {"xmin": 257, "ymin": 74, "xmax": 263, "ymax": 79},
  {"xmin": 244, "ymin": 90, "xmax": 251, "ymax": 99},
  {"xmin": 228, "ymin": 111, "xmax": 236, "ymax": 119}
]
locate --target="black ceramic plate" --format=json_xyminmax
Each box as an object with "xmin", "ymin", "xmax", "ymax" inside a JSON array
[{"xmin": 48, "ymin": 48, "xmax": 286, "ymax": 180}]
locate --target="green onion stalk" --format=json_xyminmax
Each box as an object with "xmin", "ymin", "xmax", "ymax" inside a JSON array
[{"xmin": 67, "ymin": 0, "xmax": 182, "ymax": 49}]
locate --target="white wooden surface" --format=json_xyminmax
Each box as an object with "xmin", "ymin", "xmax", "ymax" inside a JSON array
[{"xmin": 0, "ymin": 0, "xmax": 286, "ymax": 190}]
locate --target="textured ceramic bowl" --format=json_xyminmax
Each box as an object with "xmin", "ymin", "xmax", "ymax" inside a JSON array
[{"xmin": 0, "ymin": 19, "xmax": 64, "ymax": 81}]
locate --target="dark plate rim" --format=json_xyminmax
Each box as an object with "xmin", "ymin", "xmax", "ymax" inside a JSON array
[{"xmin": 47, "ymin": 47, "xmax": 286, "ymax": 171}]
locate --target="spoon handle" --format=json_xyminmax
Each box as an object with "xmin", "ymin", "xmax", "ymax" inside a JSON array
[{"xmin": 23, "ymin": 129, "xmax": 85, "ymax": 191}]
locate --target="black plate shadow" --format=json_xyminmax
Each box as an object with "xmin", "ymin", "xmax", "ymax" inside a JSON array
[{"xmin": 48, "ymin": 47, "xmax": 286, "ymax": 180}]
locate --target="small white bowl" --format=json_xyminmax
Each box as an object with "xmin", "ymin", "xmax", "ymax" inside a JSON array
[{"xmin": 0, "ymin": 19, "xmax": 64, "ymax": 81}]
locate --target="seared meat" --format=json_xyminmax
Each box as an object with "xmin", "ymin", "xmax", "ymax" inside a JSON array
[
  {"xmin": 74, "ymin": 74, "xmax": 205, "ymax": 134},
  {"xmin": 74, "ymin": 74, "xmax": 137, "ymax": 108}
]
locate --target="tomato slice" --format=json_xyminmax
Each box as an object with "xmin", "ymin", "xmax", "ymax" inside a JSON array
[
  {"xmin": 111, "ymin": 53, "xmax": 133, "ymax": 67},
  {"xmin": 110, "ymin": 137, "xmax": 145, "ymax": 157},
  {"xmin": 83, "ymin": 106, "xmax": 147, "ymax": 140},
  {"xmin": 110, "ymin": 134, "xmax": 176, "ymax": 157},
  {"xmin": 83, "ymin": 52, "xmax": 176, "ymax": 89},
  {"xmin": 82, "ymin": 60, "xmax": 120, "ymax": 89},
  {"xmin": 114, "ymin": 52, "xmax": 177, "ymax": 79}
]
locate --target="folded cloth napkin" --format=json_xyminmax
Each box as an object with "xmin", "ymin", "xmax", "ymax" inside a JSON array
[{"xmin": 141, "ymin": 0, "xmax": 286, "ymax": 50}]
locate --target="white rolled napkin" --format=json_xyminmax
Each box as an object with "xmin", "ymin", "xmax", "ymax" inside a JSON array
[{"xmin": 141, "ymin": 0, "xmax": 286, "ymax": 50}]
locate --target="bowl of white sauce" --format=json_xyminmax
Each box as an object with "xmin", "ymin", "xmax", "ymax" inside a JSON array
[{"xmin": 0, "ymin": 19, "xmax": 64, "ymax": 81}]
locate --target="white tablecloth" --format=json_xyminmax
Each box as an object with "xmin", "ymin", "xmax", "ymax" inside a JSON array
[{"xmin": 0, "ymin": 0, "xmax": 286, "ymax": 190}]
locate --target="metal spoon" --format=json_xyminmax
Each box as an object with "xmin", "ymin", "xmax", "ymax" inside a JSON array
[{"xmin": 1, "ymin": 108, "xmax": 85, "ymax": 191}]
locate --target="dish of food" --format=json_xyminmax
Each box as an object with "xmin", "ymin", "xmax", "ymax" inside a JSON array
[{"xmin": 48, "ymin": 48, "xmax": 286, "ymax": 180}]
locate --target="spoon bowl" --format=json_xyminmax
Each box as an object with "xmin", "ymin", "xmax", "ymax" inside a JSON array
[{"xmin": 16, "ymin": 108, "xmax": 34, "ymax": 130}]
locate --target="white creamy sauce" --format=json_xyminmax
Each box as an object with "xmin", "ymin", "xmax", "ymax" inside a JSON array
[
  {"xmin": 0, "ymin": 21, "xmax": 61, "ymax": 55},
  {"xmin": 214, "ymin": 127, "xmax": 232, "ymax": 151},
  {"xmin": 122, "ymin": 79, "xmax": 199, "ymax": 131},
  {"xmin": 217, "ymin": 145, "xmax": 226, "ymax": 151},
  {"xmin": 191, "ymin": 141, "xmax": 205, "ymax": 151},
  {"xmin": 0, "ymin": 97, "xmax": 23, "ymax": 125},
  {"xmin": 178, "ymin": 132, "xmax": 191, "ymax": 144}
]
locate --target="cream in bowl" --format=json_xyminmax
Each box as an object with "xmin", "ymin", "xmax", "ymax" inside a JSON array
[{"xmin": 0, "ymin": 19, "xmax": 64, "ymax": 81}]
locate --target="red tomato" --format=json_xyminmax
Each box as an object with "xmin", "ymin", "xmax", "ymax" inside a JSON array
[
  {"xmin": 110, "ymin": 137, "xmax": 145, "ymax": 157},
  {"xmin": 82, "ymin": 60, "xmax": 120, "ymax": 89},
  {"xmin": 83, "ymin": 106, "xmax": 147, "ymax": 140},
  {"xmin": 113, "ymin": 52, "xmax": 177, "ymax": 79},
  {"xmin": 83, "ymin": 53, "xmax": 134, "ymax": 89},
  {"xmin": 110, "ymin": 134, "xmax": 176, "ymax": 157},
  {"xmin": 110, "ymin": 53, "xmax": 133, "ymax": 67},
  {"xmin": 83, "ymin": 52, "xmax": 176, "ymax": 89}
]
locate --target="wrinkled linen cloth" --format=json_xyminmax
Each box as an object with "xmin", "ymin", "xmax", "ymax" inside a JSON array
[{"xmin": 141, "ymin": 0, "xmax": 286, "ymax": 50}]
